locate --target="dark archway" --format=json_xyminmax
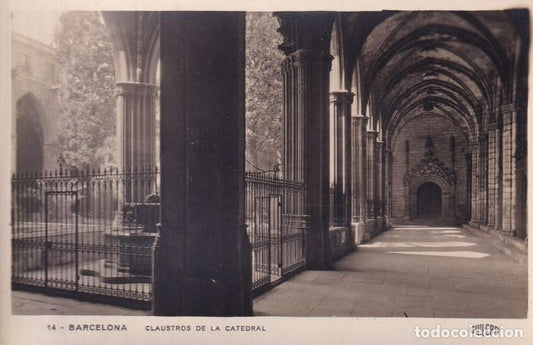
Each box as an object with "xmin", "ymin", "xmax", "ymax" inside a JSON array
[
  {"xmin": 16, "ymin": 94, "xmax": 44, "ymax": 173},
  {"xmin": 417, "ymin": 182, "xmax": 442, "ymax": 219}
]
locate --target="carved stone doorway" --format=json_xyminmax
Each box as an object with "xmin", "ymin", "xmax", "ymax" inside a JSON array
[
  {"xmin": 408, "ymin": 175, "xmax": 455, "ymax": 222},
  {"xmin": 417, "ymin": 182, "xmax": 442, "ymax": 219}
]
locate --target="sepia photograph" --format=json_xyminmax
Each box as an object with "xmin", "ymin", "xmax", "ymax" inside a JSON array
[{"xmin": 1, "ymin": 0, "xmax": 531, "ymax": 344}]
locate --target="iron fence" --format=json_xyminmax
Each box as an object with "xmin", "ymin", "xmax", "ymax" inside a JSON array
[
  {"xmin": 11, "ymin": 167, "xmax": 159, "ymax": 308},
  {"xmin": 12, "ymin": 168, "xmax": 308, "ymax": 306},
  {"xmin": 245, "ymin": 172, "xmax": 308, "ymax": 294}
]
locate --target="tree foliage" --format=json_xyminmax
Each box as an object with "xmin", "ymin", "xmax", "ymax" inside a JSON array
[
  {"xmin": 245, "ymin": 12, "xmax": 284, "ymax": 171},
  {"xmin": 54, "ymin": 11, "xmax": 116, "ymax": 170}
]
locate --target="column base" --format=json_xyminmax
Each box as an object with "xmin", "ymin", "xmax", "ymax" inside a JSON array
[
  {"xmin": 479, "ymin": 224, "xmax": 490, "ymax": 232},
  {"xmin": 364, "ymin": 218, "xmax": 376, "ymax": 241},
  {"xmin": 351, "ymin": 221, "xmax": 366, "ymax": 246},
  {"xmin": 376, "ymin": 216, "xmax": 385, "ymax": 234},
  {"xmin": 468, "ymin": 221, "xmax": 480, "ymax": 228},
  {"xmin": 383, "ymin": 215, "xmax": 391, "ymax": 229},
  {"xmin": 329, "ymin": 226, "xmax": 350, "ymax": 261}
]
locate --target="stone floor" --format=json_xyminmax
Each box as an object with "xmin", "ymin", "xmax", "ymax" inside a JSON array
[
  {"xmin": 11, "ymin": 225, "xmax": 528, "ymax": 317},
  {"xmin": 12, "ymin": 291, "xmax": 149, "ymax": 315},
  {"xmin": 253, "ymin": 225, "xmax": 528, "ymax": 318}
]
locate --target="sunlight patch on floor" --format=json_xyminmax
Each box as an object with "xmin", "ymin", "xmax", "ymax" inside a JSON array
[
  {"xmin": 387, "ymin": 251, "xmax": 490, "ymax": 258},
  {"xmin": 392, "ymin": 227, "xmax": 460, "ymax": 231},
  {"xmin": 365, "ymin": 241, "xmax": 475, "ymax": 248}
]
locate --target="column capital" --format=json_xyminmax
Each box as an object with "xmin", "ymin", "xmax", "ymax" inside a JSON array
[
  {"xmin": 288, "ymin": 49, "xmax": 333, "ymax": 70},
  {"xmin": 281, "ymin": 56, "xmax": 292, "ymax": 73},
  {"xmin": 499, "ymin": 103, "xmax": 519, "ymax": 114},
  {"xmin": 367, "ymin": 130, "xmax": 379, "ymax": 138},
  {"xmin": 115, "ymin": 82, "xmax": 158, "ymax": 97},
  {"xmin": 352, "ymin": 115, "xmax": 368, "ymax": 126},
  {"xmin": 330, "ymin": 91, "xmax": 354, "ymax": 105},
  {"xmin": 274, "ymin": 12, "xmax": 335, "ymax": 56},
  {"xmin": 502, "ymin": 105, "xmax": 518, "ymax": 126},
  {"xmin": 488, "ymin": 121, "xmax": 500, "ymax": 131}
]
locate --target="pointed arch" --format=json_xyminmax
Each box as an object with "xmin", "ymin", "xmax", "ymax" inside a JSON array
[{"xmin": 16, "ymin": 92, "xmax": 46, "ymax": 172}]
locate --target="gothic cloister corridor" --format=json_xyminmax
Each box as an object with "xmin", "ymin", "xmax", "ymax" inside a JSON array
[
  {"xmin": 9, "ymin": 10, "xmax": 528, "ymax": 319},
  {"xmin": 253, "ymin": 225, "xmax": 527, "ymax": 318}
]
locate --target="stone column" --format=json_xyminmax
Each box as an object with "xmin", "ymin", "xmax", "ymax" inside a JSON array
[
  {"xmin": 344, "ymin": 96, "xmax": 353, "ymax": 243},
  {"xmin": 11, "ymin": 70, "xmax": 17, "ymax": 175},
  {"xmin": 360, "ymin": 118, "xmax": 369, "ymax": 224},
  {"xmin": 290, "ymin": 49, "xmax": 332, "ymax": 268},
  {"xmin": 478, "ymin": 134, "xmax": 489, "ymax": 225},
  {"xmin": 365, "ymin": 130, "xmax": 377, "ymax": 238},
  {"xmin": 501, "ymin": 104, "xmax": 518, "ymax": 235},
  {"xmin": 102, "ymin": 12, "xmax": 161, "ymax": 280},
  {"xmin": 404, "ymin": 140, "xmax": 411, "ymax": 220},
  {"xmin": 281, "ymin": 57, "xmax": 302, "ymax": 182},
  {"xmin": 470, "ymin": 143, "xmax": 479, "ymax": 224},
  {"xmin": 465, "ymin": 152, "xmax": 472, "ymax": 221},
  {"xmin": 277, "ymin": 13, "xmax": 335, "ymax": 269},
  {"xmin": 103, "ymin": 12, "xmax": 159, "ymax": 180},
  {"xmin": 330, "ymin": 92, "xmax": 354, "ymax": 227},
  {"xmin": 115, "ymin": 82, "xmax": 157, "ymax": 202},
  {"xmin": 331, "ymin": 91, "xmax": 354, "ymax": 247},
  {"xmin": 351, "ymin": 116, "xmax": 360, "ymax": 223},
  {"xmin": 384, "ymin": 146, "xmax": 391, "ymax": 228},
  {"xmin": 487, "ymin": 122, "xmax": 501, "ymax": 229},
  {"xmin": 153, "ymin": 12, "xmax": 251, "ymax": 316},
  {"xmin": 352, "ymin": 115, "xmax": 368, "ymax": 224},
  {"xmin": 375, "ymin": 140, "xmax": 384, "ymax": 229},
  {"xmin": 366, "ymin": 131, "xmax": 377, "ymax": 219}
]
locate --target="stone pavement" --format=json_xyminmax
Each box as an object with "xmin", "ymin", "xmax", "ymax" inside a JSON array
[
  {"xmin": 253, "ymin": 225, "xmax": 528, "ymax": 318},
  {"xmin": 10, "ymin": 225, "xmax": 528, "ymax": 317},
  {"xmin": 12, "ymin": 291, "xmax": 149, "ymax": 315}
]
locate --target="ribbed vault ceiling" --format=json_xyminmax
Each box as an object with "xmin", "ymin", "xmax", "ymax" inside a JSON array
[{"xmin": 353, "ymin": 11, "xmax": 521, "ymax": 144}]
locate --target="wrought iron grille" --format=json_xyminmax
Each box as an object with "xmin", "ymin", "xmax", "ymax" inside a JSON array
[
  {"xmin": 245, "ymin": 172, "xmax": 308, "ymax": 294},
  {"xmin": 11, "ymin": 167, "xmax": 159, "ymax": 308},
  {"xmin": 12, "ymin": 168, "xmax": 307, "ymax": 306}
]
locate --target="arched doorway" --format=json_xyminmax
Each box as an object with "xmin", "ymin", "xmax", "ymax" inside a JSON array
[
  {"xmin": 417, "ymin": 182, "xmax": 442, "ymax": 219},
  {"xmin": 16, "ymin": 94, "xmax": 44, "ymax": 173}
]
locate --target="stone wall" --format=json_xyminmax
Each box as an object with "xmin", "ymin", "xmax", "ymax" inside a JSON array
[
  {"xmin": 390, "ymin": 114, "xmax": 469, "ymax": 223},
  {"xmin": 12, "ymin": 32, "xmax": 60, "ymax": 172}
]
